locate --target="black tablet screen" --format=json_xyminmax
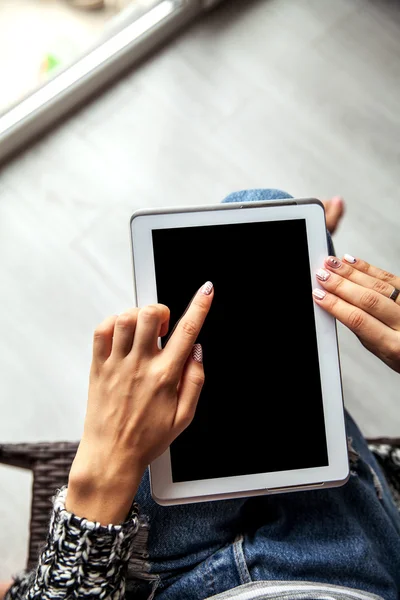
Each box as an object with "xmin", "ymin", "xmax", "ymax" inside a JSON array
[{"xmin": 152, "ymin": 219, "xmax": 328, "ymax": 482}]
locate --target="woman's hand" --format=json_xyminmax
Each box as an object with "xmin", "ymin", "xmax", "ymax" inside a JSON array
[
  {"xmin": 67, "ymin": 281, "xmax": 214, "ymax": 524},
  {"xmin": 312, "ymin": 255, "xmax": 400, "ymax": 373}
]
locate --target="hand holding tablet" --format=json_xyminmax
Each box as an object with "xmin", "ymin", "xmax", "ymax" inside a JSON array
[{"xmin": 67, "ymin": 283, "xmax": 214, "ymax": 524}]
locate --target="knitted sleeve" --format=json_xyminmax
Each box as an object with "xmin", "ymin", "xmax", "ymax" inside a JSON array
[{"xmin": 5, "ymin": 486, "xmax": 140, "ymax": 600}]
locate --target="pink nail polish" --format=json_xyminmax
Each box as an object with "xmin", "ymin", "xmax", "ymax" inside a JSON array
[
  {"xmin": 316, "ymin": 268, "xmax": 331, "ymax": 281},
  {"xmin": 192, "ymin": 344, "xmax": 203, "ymax": 363},
  {"xmin": 313, "ymin": 289, "xmax": 326, "ymax": 300},
  {"xmin": 327, "ymin": 257, "xmax": 342, "ymax": 269},
  {"xmin": 344, "ymin": 254, "xmax": 357, "ymax": 264},
  {"xmin": 200, "ymin": 281, "xmax": 213, "ymax": 295}
]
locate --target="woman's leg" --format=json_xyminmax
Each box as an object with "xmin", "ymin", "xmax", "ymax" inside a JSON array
[
  {"xmin": 222, "ymin": 188, "xmax": 293, "ymax": 202},
  {"xmin": 222, "ymin": 187, "xmax": 337, "ymax": 254},
  {"xmin": 0, "ymin": 581, "xmax": 12, "ymax": 600}
]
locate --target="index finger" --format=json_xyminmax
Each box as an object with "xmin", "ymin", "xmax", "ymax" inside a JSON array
[
  {"xmin": 164, "ymin": 281, "xmax": 214, "ymax": 376},
  {"xmin": 343, "ymin": 255, "xmax": 400, "ymax": 292}
]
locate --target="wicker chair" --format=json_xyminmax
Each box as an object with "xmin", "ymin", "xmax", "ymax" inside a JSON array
[
  {"xmin": 0, "ymin": 442, "xmax": 78, "ymax": 571},
  {"xmin": 0, "ymin": 438, "xmax": 399, "ymax": 573}
]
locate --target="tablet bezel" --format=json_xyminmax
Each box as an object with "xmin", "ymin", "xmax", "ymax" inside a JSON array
[{"xmin": 130, "ymin": 199, "xmax": 349, "ymax": 505}]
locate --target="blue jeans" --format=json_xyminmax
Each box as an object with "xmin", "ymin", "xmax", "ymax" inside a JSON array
[{"xmin": 130, "ymin": 189, "xmax": 400, "ymax": 600}]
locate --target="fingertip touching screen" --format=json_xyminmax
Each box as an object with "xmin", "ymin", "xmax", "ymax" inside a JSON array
[{"xmin": 152, "ymin": 219, "xmax": 328, "ymax": 483}]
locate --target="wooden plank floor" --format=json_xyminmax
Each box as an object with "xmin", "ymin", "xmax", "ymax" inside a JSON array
[{"xmin": 1, "ymin": 0, "xmax": 400, "ymax": 578}]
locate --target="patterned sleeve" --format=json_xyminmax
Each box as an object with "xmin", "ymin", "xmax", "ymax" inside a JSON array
[{"xmin": 5, "ymin": 486, "xmax": 140, "ymax": 600}]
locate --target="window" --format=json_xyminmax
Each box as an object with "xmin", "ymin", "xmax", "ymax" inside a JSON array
[{"xmin": 0, "ymin": 0, "xmax": 222, "ymax": 164}]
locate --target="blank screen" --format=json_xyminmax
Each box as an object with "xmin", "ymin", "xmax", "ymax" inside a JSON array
[{"xmin": 152, "ymin": 219, "xmax": 328, "ymax": 483}]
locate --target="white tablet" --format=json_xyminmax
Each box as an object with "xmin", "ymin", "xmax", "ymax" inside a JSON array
[{"xmin": 130, "ymin": 199, "xmax": 349, "ymax": 505}]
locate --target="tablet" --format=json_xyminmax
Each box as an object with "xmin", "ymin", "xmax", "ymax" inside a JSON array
[{"xmin": 130, "ymin": 199, "xmax": 349, "ymax": 505}]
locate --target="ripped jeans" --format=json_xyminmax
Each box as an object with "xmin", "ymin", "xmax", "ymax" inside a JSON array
[{"xmin": 129, "ymin": 190, "xmax": 400, "ymax": 600}]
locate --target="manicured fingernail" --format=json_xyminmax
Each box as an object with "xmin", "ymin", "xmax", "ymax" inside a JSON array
[
  {"xmin": 200, "ymin": 281, "xmax": 213, "ymax": 295},
  {"xmin": 192, "ymin": 343, "xmax": 203, "ymax": 363},
  {"xmin": 327, "ymin": 256, "xmax": 342, "ymax": 269},
  {"xmin": 344, "ymin": 253, "xmax": 356, "ymax": 264},
  {"xmin": 313, "ymin": 288, "xmax": 326, "ymax": 300},
  {"xmin": 316, "ymin": 268, "xmax": 331, "ymax": 281}
]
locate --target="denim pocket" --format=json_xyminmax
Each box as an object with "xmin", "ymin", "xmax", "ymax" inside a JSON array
[{"xmin": 232, "ymin": 534, "xmax": 252, "ymax": 586}]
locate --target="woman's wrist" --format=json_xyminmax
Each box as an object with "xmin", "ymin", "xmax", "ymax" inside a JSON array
[
  {"xmin": 66, "ymin": 442, "xmax": 145, "ymax": 525},
  {"xmin": 66, "ymin": 476, "xmax": 139, "ymax": 525}
]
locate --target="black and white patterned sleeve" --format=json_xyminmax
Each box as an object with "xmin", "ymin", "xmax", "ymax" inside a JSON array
[{"xmin": 5, "ymin": 486, "xmax": 140, "ymax": 600}]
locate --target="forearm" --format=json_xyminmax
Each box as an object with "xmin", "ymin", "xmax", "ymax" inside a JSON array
[
  {"xmin": 65, "ymin": 438, "xmax": 145, "ymax": 525},
  {"xmin": 5, "ymin": 487, "xmax": 140, "ymax": 600}
]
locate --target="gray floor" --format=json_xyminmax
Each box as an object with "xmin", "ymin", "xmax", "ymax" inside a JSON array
[{"xmin": 1, "ymin": 0, "xmax": 400, "ymax": 579}]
